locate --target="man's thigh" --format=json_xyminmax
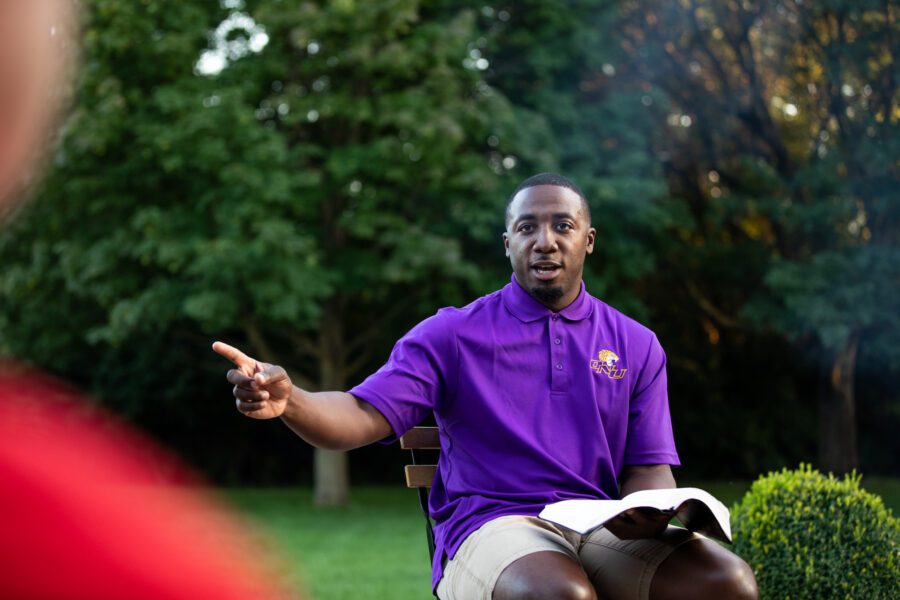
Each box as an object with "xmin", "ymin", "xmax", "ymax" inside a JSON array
[
  {"xmin": 436, "ymin": 517, "xmax": 700, "ymax": 600},
  {"xmin": 436, "ymin": 515, "xmax": 580, "ymax": 600},
  {"xmin": 579, "ymin": 525, "xmax": 698, "ymax": 599}
]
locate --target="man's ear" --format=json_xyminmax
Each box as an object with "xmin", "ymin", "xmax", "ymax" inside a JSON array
[
  {"xmin": 585, "ymin": 227, "xmax": 596, "ymax": 254},
  {"xmin": 503, "ymin": 232, "xmax": 510, "ymax": 257}
]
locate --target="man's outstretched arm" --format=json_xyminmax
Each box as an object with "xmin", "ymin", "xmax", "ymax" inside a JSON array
[{"xmin": 212, "ymin": 341, "xmax": 392, "ymax": 451}]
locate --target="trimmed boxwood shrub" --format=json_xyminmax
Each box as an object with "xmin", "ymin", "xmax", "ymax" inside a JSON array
[{"xmin": 731, "ymin": 464, "xmax": 899, "ymax": 599}]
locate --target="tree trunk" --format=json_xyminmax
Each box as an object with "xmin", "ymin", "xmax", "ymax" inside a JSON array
[
  {"xmin": 314, "ymin": 448, "xmax": 349, "ymax": 506},
  {"xmin": 818, "ymin": 331, "xmax": 860, "ymax": 474},
  {"xmin": 314, "ymin": 301, "xmax": 350, "ymax": 506}
]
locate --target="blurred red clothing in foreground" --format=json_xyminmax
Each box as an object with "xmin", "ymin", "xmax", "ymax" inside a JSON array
[{"xmin": 0, "ymin": 362, "xmax": 294, "ymax": 599}]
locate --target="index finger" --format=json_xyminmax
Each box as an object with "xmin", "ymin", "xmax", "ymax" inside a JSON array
[{"xmin": 212, "ymin": 341, "xmax": 255, "ymax": 370}]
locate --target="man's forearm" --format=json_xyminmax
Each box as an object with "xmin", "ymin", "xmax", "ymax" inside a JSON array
[
  {"xmin": 280, "ymin": 388, "xmax": 392, "ymax": 451},
  {"xmin": 618, "ymin": 464, "xmax": 677, "ymax": 497}
]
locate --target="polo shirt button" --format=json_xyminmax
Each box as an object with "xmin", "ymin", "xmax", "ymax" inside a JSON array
[
  {"xmin": 555, "ymin": 363, "xmax": 563, "ymax": 370},
  {"xmin": 551, "ymin": 314, "xmax": 559, "ymax": 321},
  {"xmin": 554, "ymin": 338, "xmax": 561, "ymax": 345}
]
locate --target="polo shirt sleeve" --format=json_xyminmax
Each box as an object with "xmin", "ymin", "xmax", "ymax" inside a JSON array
[
  {"xmin": 348, "ymin": 312, "xmax": 454, "ymax": 443},
  {"xmin": 623, "ymin": 334, "xmax": 680, "ymax": 466}
]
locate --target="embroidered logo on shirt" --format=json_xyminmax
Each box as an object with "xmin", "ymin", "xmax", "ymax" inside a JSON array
[{"xmin": 590, "ymin": 349, "xmax": 627, "ymax": 380}]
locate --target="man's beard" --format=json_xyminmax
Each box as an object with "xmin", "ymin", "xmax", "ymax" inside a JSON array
[{"xmin": 530, "ymin": 285, "xmax": 564, "ymax": 304}]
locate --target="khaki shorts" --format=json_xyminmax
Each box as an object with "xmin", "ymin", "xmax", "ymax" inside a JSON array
[{"xmin": 436, "ymin": 515, "xmax": 699, "ymax": 600}]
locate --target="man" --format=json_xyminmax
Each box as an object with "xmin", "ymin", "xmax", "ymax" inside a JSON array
[{"xmin": 214, "ymin": 173, "xmax": 758, "ymax": 599}]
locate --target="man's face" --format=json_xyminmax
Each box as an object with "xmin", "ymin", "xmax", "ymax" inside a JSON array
[{"xmin": 503, "ymin": 185, "xmax": 596, "ymax": 311}]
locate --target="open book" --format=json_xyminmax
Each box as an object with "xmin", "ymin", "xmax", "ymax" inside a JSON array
[{"xmin": 538, "ymin": 487, "xmax": 732, "ymax": 544}]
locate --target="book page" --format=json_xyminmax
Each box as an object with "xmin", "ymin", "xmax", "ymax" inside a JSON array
[{"xmin": 538, "ymin": 487, "xmax": 732, "ymax": 542}]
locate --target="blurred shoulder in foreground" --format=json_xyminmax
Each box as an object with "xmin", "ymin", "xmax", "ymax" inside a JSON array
[
  {"xmin": 0, "ymin": 2, "xmax": 300, "ymax": 597},
  {"xmin": 0, "ymin": 362, "xmax": 299, "ymax": 599}
]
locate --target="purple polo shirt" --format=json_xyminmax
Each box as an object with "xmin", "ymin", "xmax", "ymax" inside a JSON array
[{"xmin": 349, "ymin": 276, "xmax": 679, "ymax": 590}]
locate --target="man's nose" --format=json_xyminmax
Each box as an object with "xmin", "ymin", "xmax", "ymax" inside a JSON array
[{"xmin": 534, "ymin": 225, "xmax": 558, "ymax": 252}]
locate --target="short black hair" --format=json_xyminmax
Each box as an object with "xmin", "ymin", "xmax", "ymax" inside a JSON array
[{"xmin": 505, "ymin": 172, "xmax": 591, "ymax": 227}]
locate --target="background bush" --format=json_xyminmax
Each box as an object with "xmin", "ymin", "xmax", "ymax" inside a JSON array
[{"xmin": 732, "ymin": 465, "xmax": 900, "ymax": 599}]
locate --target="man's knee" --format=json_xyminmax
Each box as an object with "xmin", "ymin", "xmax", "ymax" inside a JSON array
[
  {"xmin": 651, "ymin": 539, "xmax": 758, "ymax": 600},
  {"xmin": 494, "ymin": 577, "xmax": 597, "ymax": 600},
  {"xmin": 704, "ymin": 551, "xmax": 758, "ymax": 599},
  {"xmin": 493, "ymin": 551, "xmax": 597, "ymax": 600}
]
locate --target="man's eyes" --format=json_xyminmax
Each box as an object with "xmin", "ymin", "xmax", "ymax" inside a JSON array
[{"xmin": 516, "ymin": 222, "xmax": 574, "ymax": 233}]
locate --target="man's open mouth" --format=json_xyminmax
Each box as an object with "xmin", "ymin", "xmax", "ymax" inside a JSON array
[{"xmin": 531, "ymin": 262, "xmax": 562, "ymax": 281}]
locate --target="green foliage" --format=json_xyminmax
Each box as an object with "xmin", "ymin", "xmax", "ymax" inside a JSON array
[
  {"xmin": 1, "ymin": 0, "xmax": 896, "ymax": 483},
  {"xmin": 0, "ymin": 0, "xmax": 579, "ymax": 484},
  {"xmin": 0, "ymin": 0, "xmax": 521, "ymax": 377},
  {"xmin": 613, "ymin": 0, "xmax": 900, "ymax": 474},
  {"xmin": 732, "ymin": 465, "xmax": 900, "ymax": 599},
  {"xmin": 759, "ymin": 247, "xmax": 900, "ymax": 355}
]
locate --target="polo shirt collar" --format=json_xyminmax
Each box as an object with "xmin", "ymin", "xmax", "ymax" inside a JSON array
[{"xmin": 501, "ymin": 274, "xmax": 593, "ymax": 322}]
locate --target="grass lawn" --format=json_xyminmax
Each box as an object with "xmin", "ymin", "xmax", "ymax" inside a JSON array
[
  {"xmin": 229, "ymin": 487, "xmax": 433, "ymax": 599},
  {"xmin": 228, "ymin": 479, "xmax": 899, "ymax": 600}
]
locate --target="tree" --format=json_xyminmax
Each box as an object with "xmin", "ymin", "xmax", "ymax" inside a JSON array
[
  {"xmin": 617, "ymin": 0, "xmax": 899, "ymax": 473},
  {"xmin": 0, "ymin": 0, "xmax": 534, "ymax": 503}
]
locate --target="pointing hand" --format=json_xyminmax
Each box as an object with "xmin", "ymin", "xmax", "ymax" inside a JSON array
[{"xmin": 212, "ymin": 341, "xmax": 293, "ymax": 419}]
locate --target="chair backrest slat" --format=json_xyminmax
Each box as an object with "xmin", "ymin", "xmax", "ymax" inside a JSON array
[
  {"xmin": 405, "ymin": 464, "xmax": 437, "ymax": 488},
  {"xmin": 400, "ymin": 426, "xmax": 440, "ymax": 450}
]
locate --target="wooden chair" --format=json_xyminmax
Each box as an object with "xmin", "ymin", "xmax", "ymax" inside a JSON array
[{"xmin": 400, "ymin": 426, "xmax": 440, "ymax": 563}]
